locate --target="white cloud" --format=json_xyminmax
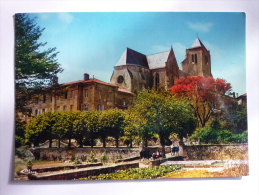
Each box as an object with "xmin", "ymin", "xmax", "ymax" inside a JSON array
[
  {"xmin": 57, "ymin": 12, "xmax": 73, "ymax": 24},
  {"xmin": 188, "ymin": 22, "xmax": 213, "ymax": 33},
  {"xmin": 38, "ymin": 13, "xmax": 50, "ymax": 20}
]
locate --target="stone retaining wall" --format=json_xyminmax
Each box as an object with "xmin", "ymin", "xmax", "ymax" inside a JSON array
[
  {"xmin": 184, "ymin": 144, "xmax": 248, "ymax": 160},
  {"xmin": 29, "ymin": 147, "xmax": 171, "ymax": 163},
  {"xmin": 28, "ymin": 162, "xmax": 139, "ymax": 180}
]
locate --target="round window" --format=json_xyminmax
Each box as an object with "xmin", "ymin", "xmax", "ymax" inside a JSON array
[{"xmin": 117, "ymin": 76, "xmax": 124, "ymax": 83}]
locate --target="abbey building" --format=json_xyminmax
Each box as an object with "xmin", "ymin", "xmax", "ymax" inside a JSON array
[
  {"xmin": 110, "ymin": 37, "xmax": 212, "ymax": 93},
  {"xmin": 24, "ymin": 38, "xmax": 212, "ymax": 118}
]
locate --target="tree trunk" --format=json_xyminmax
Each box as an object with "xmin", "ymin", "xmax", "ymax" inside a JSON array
[
  {"xmin": 130, "ymin": 140, "xmax": 133, "ymax": 148},
  {"xmin": 68, "ymin": 138, "xmax": 71, "ymax": 148},
  {"xmin": 102, "ymin": 137, "xmax": 106, "ymax": 148},
  {"xmin": 115, "ymin": 137, "xmax": 119, "ymax": 148},
  {"xmin": 49, "ymin": 138, "xmax": 52, "ymax": 148},
  {"xmin": 58, "ymin": 137, "xmax": 61, "ymax": 148},
  {"xmin": 91, "ymin": 138, "xmax": 94, "ymax": 148},
  {"xmin": 79, "ymin": 137, "xmax": 83, "ymax": 148},
  {"xmin": 159, "ymin": 136, "xmax": 166, "ymax": 158}
]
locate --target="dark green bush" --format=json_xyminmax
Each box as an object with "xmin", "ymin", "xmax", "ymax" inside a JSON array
[{"xmin": 191, "ymin": 127, "xmax": 248, "ymax": 144}]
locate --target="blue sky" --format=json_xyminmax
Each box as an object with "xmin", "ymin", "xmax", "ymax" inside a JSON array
[{"xmin": 28, "ymin": 12, "xmax": 246, "ymax": 96}]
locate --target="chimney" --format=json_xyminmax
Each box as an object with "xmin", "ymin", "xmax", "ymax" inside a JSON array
[{"xmin": 84, "ymin": 73, "xmax": 89, "ymax": 81}]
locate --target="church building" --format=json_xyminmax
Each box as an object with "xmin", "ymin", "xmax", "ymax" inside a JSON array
[
  {"xmin": 24, "ymin": 37, "xmax": 212, "ymax": 118},
  {"xmin": 110, "ymin": 37, "xmax": 212, "ymax": 93}
]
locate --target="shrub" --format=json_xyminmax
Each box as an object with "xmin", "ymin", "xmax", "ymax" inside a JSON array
[
  {"xmin": 79, "ymin": 165, "xmax": 182, "ymax": 180},
  {"xmin": 73, "ymin": 157, "xmax": 82, "ymax": 165},
  {"xmin": 26, "ymin": 159, "xmax": 33, "ymax": 170},
  {"xmin": 101, "ymin": 152, "xmax": 107, "ymax": 164},
  {"xmin": 15, "ymin": 135, "xmax": 24, "ymax": 148},
  {"xmin": 80, "ymin": 155, "xmax": 87, "ymax": 162},
  {"xmin": 87, "ymin": 151, "xmax": 97, "ymax": 163},
  {"xmin": 191, "ymin": 127, "xmax": 248, "ymax": 144},
  {"xmin": 15, "ymin": 149, "xmax": 26, "ymax": 159}
]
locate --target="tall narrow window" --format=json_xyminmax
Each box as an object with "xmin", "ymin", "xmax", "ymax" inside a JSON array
[
  {"xmin": 64, "ymin": 92, "xmax": 68, "ymax": 99},
  {"xmin": 70, "ymin": 90, "xmax": 74, "ymax": 99},
  {"xmin": 63, "ymin": 106, "xmax": 67, "ymax": 111},
  {"xmin": 98, "ymin": 104, "xmax": 104, "ymax": 111},
  {"xmin": 192, "ymin": 54, "xmax": 198, "ymax": 63},
  {"xmin": 70, "ymin": 105, "xmax": 74, "ymax": 111},
  {"xmin": 99, "ymin": 90, "xmax": 102, "ymax": 99},
  {"xmin": 108, "ymin": 92, "xmax": 112, "ymax": 101},
  {"xmin": 35, "ymin": 109, "xmax": 38, "ymax": 115},
  {"xmin": 85, "ymin": 89, "xmax": 89, "ymax": 98},
  {"xmin": 123, "ymin": 98, "xmax": 126, "ymax": 106},
  {"xmin": 42, "ymin": 108, "xmax": 46, "ymax": 113}
]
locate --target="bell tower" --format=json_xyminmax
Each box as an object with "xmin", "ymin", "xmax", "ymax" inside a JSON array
[{"xmin": 181, "ymin": 38, "xmax": 212, "ymax": 77}]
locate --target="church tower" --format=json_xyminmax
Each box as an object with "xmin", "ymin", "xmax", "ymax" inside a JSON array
[{"xmin": 181, "ymin": 38, "xmax": 212, "ymax": 77}]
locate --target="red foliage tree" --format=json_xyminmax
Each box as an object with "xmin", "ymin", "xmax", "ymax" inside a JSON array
[{"xmin": 171, "ymin": 76, "xmax": 232, "ymax": 127}]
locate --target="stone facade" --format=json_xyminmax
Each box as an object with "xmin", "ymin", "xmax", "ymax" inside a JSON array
[
  {"xmin": 28, "ymin": 75, "xmax": 134, "ymax": 117},
  {"xmin": 110, "ymin": 38, "xmax": 212, "ymax": 93}
]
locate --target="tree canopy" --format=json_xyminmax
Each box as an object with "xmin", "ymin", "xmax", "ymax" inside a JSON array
[
  {"xmin": 15, "ymin": 13, "xmax": 63, "ymax": 114},
  {"xmin": 131, "ymin": 89, "xmax": 196, "ymax": 157},
  {"xmin": 171, "ymin": 76, "xmax": 232, "ymax": 127}
]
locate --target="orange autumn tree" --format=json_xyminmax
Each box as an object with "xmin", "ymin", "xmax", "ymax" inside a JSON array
[{"xmin": 171, "ymin": 76, "xmax": 232, "ymax": 127}]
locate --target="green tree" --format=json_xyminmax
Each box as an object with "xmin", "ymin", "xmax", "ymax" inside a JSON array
[
  {"xmin": 124, "ymin": 108, "xmax": 142, "ymax": 148},
  {"xmin": 52, "ymin": 112, "xmax": 66, "ymax": 148},
  {"xmin": 15, "ymin": 13, "xmax": 63, "ymax": 114},
  {"xmin": 60, "ymin": 111, "xmax": 78, "ymax": 148},
  {"xmin": 15, "ymin": 115, "xmax": 26, "ymax": 148},
  {"xmin": 98, "ymin": 109, "xmax": 125, "ymax": 148},
  {"xmin": 25, "ymin": 112, "xmax": 56, "ymax": 147},
  {"xmin": 73, "ymin": 111, "xmax": 87, "ymax": 148},
  {"xmin": 132, "ymin": 89, "xmax": 196, "ymax": 157},
  {"xmin": 83, "ymin": 111, "xmax": 101, "ymax": 148}
]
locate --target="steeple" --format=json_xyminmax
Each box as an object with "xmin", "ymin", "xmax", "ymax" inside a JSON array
[{"xmin": 190, "ymin": 37, "xmax": 207, "ymax": 50}]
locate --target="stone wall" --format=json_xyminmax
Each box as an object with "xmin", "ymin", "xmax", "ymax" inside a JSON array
[
  {"xmin": 29, "ymin": 162, "xmax": 139, "ymax": 180},
  {"xmin": 29, "ymin": 146, "xmax": 171, "ymax": 163},
  {"xmin": 184, "ymin": 144, "xmax": 248, "ymax": 160}
]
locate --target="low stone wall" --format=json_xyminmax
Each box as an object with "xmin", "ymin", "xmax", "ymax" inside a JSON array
[
  {"xmin": 184, "ymin": 144, "xmax": 248, "ymax": 160},
  {"xmin": 28, "ymin": 162, "xmax": 139, "ymax": 180},
  {"xmin": 29, "ymin": 146, "xmax": 171, "ymax": 163},
  {"xmin": 151, "ymin": 156, "xmax": 185, "ymax": 166},
  {"xmin": 32, "ymin": 163, "xmax": 102, "ymax": 173}
]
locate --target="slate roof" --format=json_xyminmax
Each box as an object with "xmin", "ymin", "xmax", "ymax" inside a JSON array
[
  {"xmin": 190, "ymin": 37, "xmax": 207, "ymax": 50},
  {"xmin": 115, "ymin": 48, "xmax": 149, "ymax": 68},
  {"xmin": 116, "ymin": 47, "xmax": 172, "ymax": 70},
  {"xmin": 146, "ymin": 51, "xmax": 170, "ymax": 70}
]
